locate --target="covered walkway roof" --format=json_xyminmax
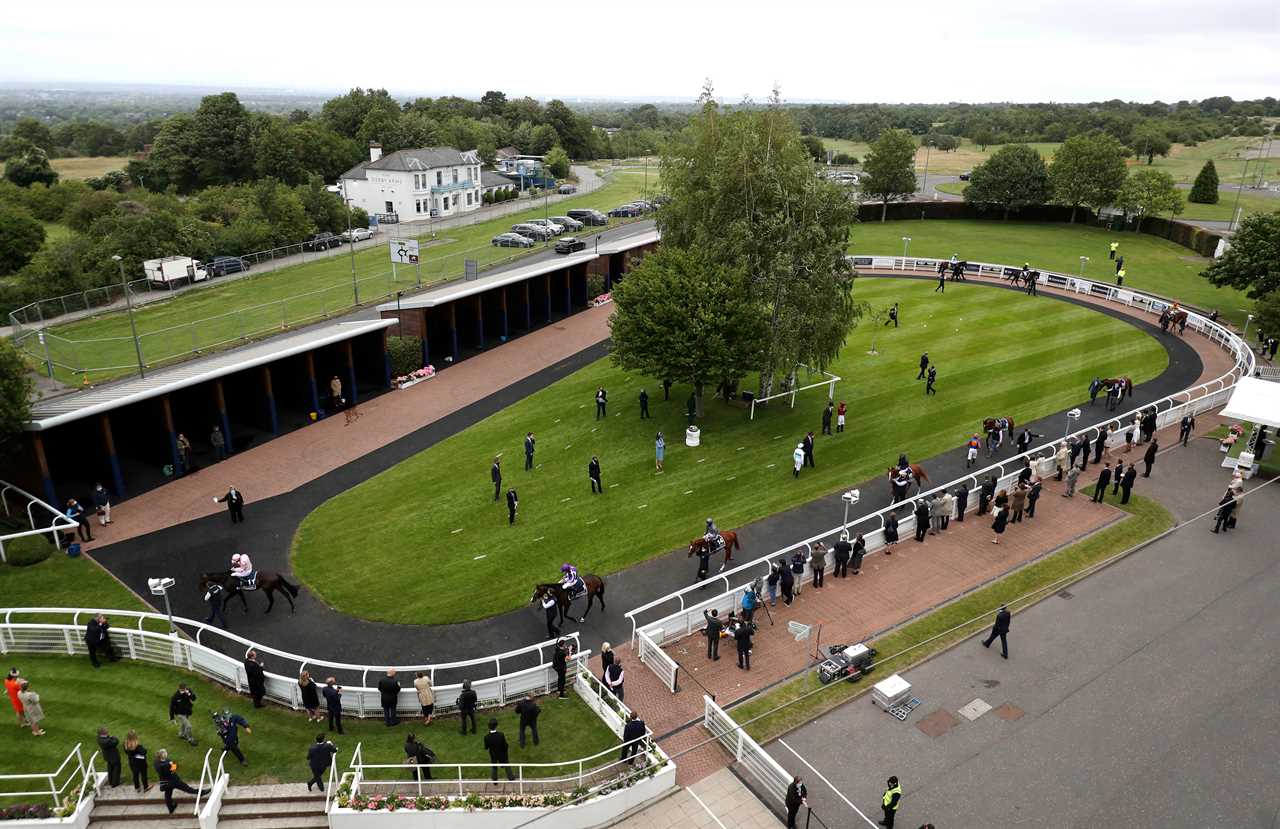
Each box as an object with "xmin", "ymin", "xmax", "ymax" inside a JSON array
[{"xmin": 1221, "ymin": 376, "xmax": 1280, "ymax": 429}]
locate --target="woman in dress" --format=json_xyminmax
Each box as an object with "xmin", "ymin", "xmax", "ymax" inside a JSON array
[
  {"xmin": 17, "ymin": 679, "xmax": 44, "ymax": 736},
  {"xmin": 655, "ymin": 432, "xmax": 665, "ymax": 472},
  {"xmin": 883, "ymin": 511, "xmax": 900, "ymax": 552},
  {"xmin": 299, "ymin": 671, "xmax": 321, "ymax": 723},
  {"xmin": 991, "ymin": 504, "xmax": 1009, "ymax": 544}
]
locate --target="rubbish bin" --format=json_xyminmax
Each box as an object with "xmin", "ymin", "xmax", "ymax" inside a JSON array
[{"xmin": 1237, "ymin": 451, "xmax": 1255, "ymax": 479}]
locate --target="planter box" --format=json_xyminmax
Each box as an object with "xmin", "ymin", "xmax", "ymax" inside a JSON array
[{"xmin": 396, "ymin": 375, "xmax": 435, "ymax": 390}]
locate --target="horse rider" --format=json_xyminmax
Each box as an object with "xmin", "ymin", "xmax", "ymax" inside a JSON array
[
  {"xmin": 230, "ymin": 553, "xmax": 255, "ymax": 590},
  {"xmin": 704, "ymin": 518, "xmax": 724, "ymax": 553},
  {"xmin": 559, "ymin": 563, "xmax": 584, "ymax": 599},
  {"xmin": 897, "ymin": 454, "xmax": 910, "ymax": 471}
]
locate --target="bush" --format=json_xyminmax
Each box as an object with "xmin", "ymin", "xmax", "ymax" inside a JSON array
[
  {"xmin": 833, "ymin": 152, "xmax": 859, "ymax": 165},
  {"xmin": 1189, "ymin": 160, "xmax": 1220, "ymax": 204},
  {"xmin": 587, "ymin": 272, "xmax": 606, "ymax": 299},
  {"xmin": 386, "ymin": 335, "xmax": 423, "ymax": 377},
  {"xmin": 5, "ymin": 533, "xmax": 56, "ymax": 566}
]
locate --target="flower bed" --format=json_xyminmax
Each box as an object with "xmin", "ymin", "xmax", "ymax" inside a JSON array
[
  {"xmin": 591, "ymin": 293, "xmax": 612, "ymax": 307},
  {"xmin": 394, "ymin": 365, "xmax": 437, "ymax": 390}
]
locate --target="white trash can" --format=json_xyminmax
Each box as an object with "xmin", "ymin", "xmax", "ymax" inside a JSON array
[
  {"xmin": 685, "ymin": 426, "xmax": 701, "ymax": 447},
  {"xmin": 1237, "ymin": 451, "xmax": 1255, "ymax": 479}
]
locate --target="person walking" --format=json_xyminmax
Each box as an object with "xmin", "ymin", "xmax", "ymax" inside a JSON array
[
  {"xmin": 1179, "ymin": 414, "xmax": 1195, "ymax": 446},
  {"xmin": 306, "ymin": 734, "xmax": 338, "ymax": 792},
  {"xmin": 588, "ymin": 455, "xmax": 603, "ymax": 494},
  {"xmin": 1015, "ymin": 428, "xmax": 1042, "ymax": 455},
  {"xmin": 639, "ymin": 389, "xmax": 650, "ymax": 419},
  {"xmin": 935, "ymin": 268, "xmax": 946, "ymax": 293},
  {"xmin": 124, "ymin": 731, "xmax": 150, "ymax": 792},
  {"xmin": 1212, "ymin": 489, "xmax": 1237, "ymax": 534},
  {"xmin": 836, "ymin": 401, "xmax": 847, "ymax": 433},
  {"xmin": 6, "ymin": 668, "xmax": 24, "ymax": 727},
  {"xmin": 506, "ymin": 487, "xmax": 518, "ymax": 525},
  {"xmin": 966, "ymin": 433, "xmax": 981, "ymax": 468},
  {"xmin": 514, "ymin": 694, "xmax": 541, "ymax": 748},
  {"xmin": 604, "ymin": 659, "xmax": 625, "ymax": 701},
  {"xmin": 491, "ymin": 456, "xmax": 502, "ymax": 502},
  {"xmin": 1064, "ymin": 463, "xmax": 1081, "ymax": 497},
  {"xmin": 735, "ymin": 619, "xmax": 753, "ymax": 671},
  {"xmin": 524, "ymin": 432, "xmax": 535, "ymax": 470},
  {"xmin": 990, "ymin": 503, "xmax": 1008, "ymax": 545},
  {"xmin": 92, "ymin": 483, "xmax": 112, "ymax": 527},
  {"xmin": 982, "ymin": 605, "xmax": 1012, "ymax": 659},
  {"xmin": 792, "ymin": 442, "xmax": 805, "ymax": 478},
  {"xmin": 1010, "ymin": 484, "xmax": 1027, "ymax": 524},
  {"xmin": 213, "ymin": 710, "xmax": 251, "ymax": 766},
  {"xmin": 655, "ymin": 431, "xmax": 665, "ymax": 472},
  {"xmin": 1120, "ymin": 463, "xmax": 1137, "ymax": 504},
  {"xmin": 322, "ymin": 678, "xmax": 344, "ymax": 735},
  {"xmin": 925, "ymin": 365, "xmax": 937, "ymax": 395},
  {"xmin": 916, "ymin": 352, "xmax": 929, "ymax": 380},
  {"xmin": 412, "ymin": 672, "xmax": 434, "ymax": 726},
  {"xmin": 1092, "ymin": 463, "xmax": 1112, "ymax": 503},
  {"xmin": 809, "ymin": 542, "xmax": 827, "ymax": 588},
  {"xmin": 821, "ymin": 402, "xmax": 833, "ymax": 436},
  {"xmin": 98, "ymin": 726, "xmax": 122, "ymax": 787},
  {"xmin": 243, "ymin": 650, "xmax": 266, "ymax": 708},
  {"xmin": 595, "ymin": 386, "xmax": 607, "ymax": 419},
  {"xmin": 552, "ymin": 640, "xmax": 570, "ymax": 699},
  {"xmin": 885, "ymin": 303, "xmax": 898, "ymax": 327},
  {"xmin": 954, "ymin": 485, "xmax": 969, "ymax": 523},
  {"xmin": 802, "ymin": 431, "xmax": 816, "ymax": 468},
  {"xmin": 17, "ymin": 679, "xmax": 43, "ymax": 735},
  {"xmin": 67, "ymin": 499, "xmax": 92, "ymax": 542},
  {"xmin": 785, "ymin": 776, "xmax": 809, "ymax": 829},
  {"xmin": 377, "ymin": 669, "xmax": 400, "ymax": 727},
  {"xmin": 880, "ymin": 776, "xmax": 902, "ymax": 828},
  {"xmin": 620, "ymin": 711, "xmax": 646, "ymax": 765},
  {"xmin": 85, "ymin": 613, "xmax": 119, "ymax": 668},
  {"xmin": 168, "ymin": 683, "xmax": 198, "ymax": 745},
  {"xmin": 1109, "ymin": 240, "xmax": 1118, "ymax": 260},
  {"xmin": 1026, "ymin": 477, "xmax": 1042, "ymax": 518},
  {"xmin": 154, "ymin": 749, "xmax": 199, "ymax": 814},
  {"xmin": 203, "ymin": 579, "xmax": 227, "ymax": 629},
  {"xmin": 703, "ymin": 609, "xmax": 723, "ymax": 660},
  {"xmin": 214, "ymin": 485, "xmax": 245, "ymax": 524},
  {"xmin": 458, "ymin": 680, "xmax": 479, "ymax": 733},
  {"xmin": 541, "ymin": 589, "xmax": 559, "ymax": 639},
  {"xmin": 1143, "ymin": 439, "xmax": 1159, "ymax": 477},
  {"xmin": 832, "ymin": 534, "xmax": 851, "ymax": 578},
  {"xmin": 210, "ymin": 425, "xmax": 227, "ymax": 462}
]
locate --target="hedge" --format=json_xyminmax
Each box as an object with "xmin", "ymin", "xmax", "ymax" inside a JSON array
[{"xmin": 4, "ymin": 533, "xmax": 56, "ymax": 566}]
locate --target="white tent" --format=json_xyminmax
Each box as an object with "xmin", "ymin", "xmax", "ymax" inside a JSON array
[{"xmin": 1220, "ymin": 377, "xmax": 1280, "ymax": 430}]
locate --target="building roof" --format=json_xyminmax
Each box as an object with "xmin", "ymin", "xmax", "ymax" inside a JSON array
[
  {"xmin": 341, "ymin": 146, "xmax": 474, "ymax": 181},
  {"xmin": 495, "ymin": 146, "xmax": 520, "ymax": 159},
  {"xmin": 481, "ymin": 170, "xmax": 514, "ymax": 189},
  {"xmin": 26, "ymin": 319, "xmax": 396, "ymax": 431},
  {"xmin": 1221, "ymin": 376, "xmax": 1280, "ymax": 430}
]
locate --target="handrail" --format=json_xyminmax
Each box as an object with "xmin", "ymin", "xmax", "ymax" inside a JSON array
[
  {"xmin": 323, "ymin": 749, "xmax": 342, "ymax": 812},
  {"xmin": 0, "ymin": 743, "xmax": 86, "ymax": 807},
  {"xmin": 625, "ymin": 257, "xmax": 1255, "ymax": 648},
  {"xmin": 0, "ymin": 479, "xmax": 78, "ymax": 563},
  {"xmin": 70, "ymin": 750, "xmax": 101, "ymax": 816},
  {"xmin": 193, "ymin": 748, "xmax": 214, "ymax": 816}
]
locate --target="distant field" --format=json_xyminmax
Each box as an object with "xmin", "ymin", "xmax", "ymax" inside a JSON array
[
  {"xmin": 40, "ymin": 221, "xmax": 73, "ymax": 245},
  {"xmin": 822, "ymin": 137, "xmax": 1058, "ymax": 175},
  {"xmin": 1178, "ymin": 190, "xmax": 1280, "ymax": 222},
  {"xmin": 51, "ymin": 156, "xmax": 129, "ymax": 179}
]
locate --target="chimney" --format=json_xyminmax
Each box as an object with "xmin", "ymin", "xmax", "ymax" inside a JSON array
[{"xmin": 369, "ymin": 142, "xmax": 383, "ymax": 162}]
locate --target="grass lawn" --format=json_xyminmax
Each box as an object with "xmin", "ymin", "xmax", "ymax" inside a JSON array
[
  {"xmin": 732, "ymin": 493, "xmax": 1174, "ymax": 742},
  {"xmin": 0, "ymin": 551, "xmax": 153, "ymax": 623},
  {"xmin": 934, "ymin": 181, "xmax": 967, "ymax": 196},
  {"xmin": 0, "ymin": 654, "xmax": 618, "ymax": 791},
  {"xmin": 32, "ymin": 173, "xmax": 657, "ymax": 385},
  {"xmin": 1145, "ymin": 136, "xmax": 1279, "ymax": 185},
  {"xmin": 292, "ymin": 278, "xmax": 1167, "ymax": 625},
  {"xmin": 847, "ymin": 219, "xmax": 1252, "ymax": 325},
  {"xmin": 1177, "ymin": 191, "xmax": 1279, "ymax": 222},
  {"xmin": 822, "ymin": 137, "xmax": 1059, "ymax": 175},
  {"xmin": 2, "ymin": 156, "xmax": 130, "ymax": 180},
  {"xmin": 40, "ymin": 222, "xmax": 73, "ymax": 246}
]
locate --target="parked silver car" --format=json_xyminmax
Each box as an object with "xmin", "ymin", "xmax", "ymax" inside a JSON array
[
  {"xmin": 493, "ymin": 232, "xmax": 535, "ymax": 248},
  {"xmin": 528, "ymin": 218, "xmax": 565, "ymax": 235},
  {"xmin": 512, "ymin": 223, "xmax": 552, "ymax": 241},
  {"xmin": 549, "ymin": 215, "xmax": 583, "ymax": 231}
]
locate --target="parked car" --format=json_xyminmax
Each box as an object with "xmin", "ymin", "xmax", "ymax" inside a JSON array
[
  {"xmin": 629, "ymin": 200, "xmax": 655, "ymax": 212},
  {"xmin": 549, "ymin": 215, "xmax": 583, "ymax": 231},
  {"xmin": 567, "ymin": 208, "xmax": 608, "ymax": 226},
  {"xmin": 554, "ymin": 237, "xmax": 587, "ymax": 254},
  {"xmin": 528, "ymin": 218, "xmax": 565, "ymax": 235},
  {"xmin": 608, "ymin": 204, "xmax": 643, "ymax": 218},
  {"xmin": 959, "ymin": 171, "xmax": 972, "ymax": 181},
  {"xmin": 342, "ymin": 227, "xmax": 374, "ymax": 242},
  {"xmin": 512, "ymin": 223, "xmax": 552, "ymax": 241},
  {"xmin": 558, "ymin": 184, "xmax": 577, "ymax": 195},
  {"xmin": 493, "ymin": 232, "xmax": 535, "ymax": 248},
  {"xmin": 206, "ymin": 255, "xmax": 250, "ymax": 277},
  {"xmin": 303, "ymin": 232, "xmax": 342, "ymax": 251}
]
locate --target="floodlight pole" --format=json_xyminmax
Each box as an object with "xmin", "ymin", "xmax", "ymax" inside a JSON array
[
  {"xmin": 920, "ymin": 142, "xmax": 932, "ymax": 199},
  {"xmin": 113, "ymin": 255, "xmax": 145, "ymax": 379},
  {"xmin": 342, "ymin": 181, "xmax": 359, "ymax": 305},
  {"xmin": 1228, "ymin": 159, "xmax": 1254, "ymax": 232}
]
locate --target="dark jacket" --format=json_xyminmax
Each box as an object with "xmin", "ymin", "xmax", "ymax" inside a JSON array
[
  {"xmin": 300, "ymin": 680, "xmax": 320, "ymax": 710},
  {"xmin": 169, "ymin": 688, "xmax": 196, "ymax": 719},
  {"xmin": 1144, "ymin": 443, "xmax": 1158, "ymax": 464},
  {"xmin": 1121, "ymin": 467, "xmax": 1137, "ymax": 489},
  {"xmin": 322, "ymin": 684, "xmax": 342, "ymax": 713},
  {"xmin": 126, "ymin": 743, "xmax": 148, "ymax": 767},
  {"xmin": 377, "ymin": 676, "xmax": 400, "ymax": 708},
  {"xmin": 308, "ymin": 741, "xmax": 337, "ymax": 773},
  {"xmin": 515, "ymin": 698, "xmax": 541, "ymax": 725},
  {"xmin": 216, "ymin": 713, "xmax": 249, "ymax": 747},
  {"xmin": 588, "ymin": 458, "xmax": 601, "ymax": 480},
  {"xmin": 458, "ymin": 688, "xmax": 478, "ymax": 713},
  {"xmin": 832, "ymin": 540, "xmax": 851, "ymax": 563},
  {"xmin": 992, "ymin": 608, "xmax": 1012, "ymax": 634},
  {"xmin": 552, "ymin": 647, "xmax": 568, "ymax": 675},
  {"xmin": 734, "ymin": 624, "xmax": 753, "ymax": 652},
  {"xmin": 525, "ymin": 436, "xmax": 535, "ymax": 456},
  {"xmin": 86, "ymin": 619, "xmax": 108, "ymax": 646},
  {"xmin": 217, "ymin": 488, "xmax": 244, "ymax": 509},
  {"xmin": 243, "ymin": 659, "xmax": 265, "ymax": 693},
  {"xmin": 484, "ymin": 730, "xmax": 510, "ymax": 762},
  {"xmin": 600, "ymin": 649, "xmax": 614, "ymax": 676},
  {"xmin": 154, "ymin": 757, "xmax": 180, "ymax": 785},
  {"xmin": 621, "ymin": 718, "xmax": 646, "ymax": 749},
  {"xmin": 506, "ymin": 489, "xmax": 518, "ymax": 510},
  {"xmin": 779, "ymin": 565, "xmax": 795, "ymax": 588},
  {"xmin": 491, "ymin": 462, "xmax": 501, "ymax": 483},
  {"xmin": 1097, "ymin": 468, "xmax": 1112, "ymax": 488},
  {"xmin": 704, "ymin": 611, "xmax": 723, "ymax": 639},
  {"xmin": 98, "ymin": 734, "xmax": 121, "ymax": 766},
  {"xmin": 92, "ymin": 487, "xmax": 111, "ymax": 509},
  {"xmin": 786, "ymin": 780, "xmax": 808, "ymax": 808}
]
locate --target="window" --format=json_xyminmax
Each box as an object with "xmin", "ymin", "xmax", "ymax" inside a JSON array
[
  {"xmin": 466, "ymin": 192, "xmax": 472, "ymax": 205},
  {"xmin": 415, "ymin": 200, "xmax": 421, "ymax": 213},
  {"xmin": 385, "ymin": 201, "xmax": 394, "ymax": 214},
  {"xmin": 452, "ymin": 194, "xmax": 459, "ymax": 207},
  {"xmin": 436, "ymin": 171, "xmax": 442, "ymax": 186},
  {"xmin": 452, "ymin": 168, "xmax": 458, "ymax": 184}
]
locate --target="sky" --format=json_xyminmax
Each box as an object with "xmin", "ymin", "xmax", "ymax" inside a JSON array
[{"xmin": 3, "ymin": 0, "xmax": 1278, "ymax": 103}]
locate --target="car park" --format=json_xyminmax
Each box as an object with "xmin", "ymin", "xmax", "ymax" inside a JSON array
[
  {"xmin": 554, "ymin": 236, "xmax": 587, "ymax": 254},
  {"xmin": 512, "ymin": 223, "xmax": 552, "ymax": 241},
  {"xmin": 549, "ymin": 215, "xmax": 583, "ymax": 231},
  {"xmin": 303, "ymin": 232, "xmax": 343, "ymax": 251},
  {"xmin": 567, "ymin": 208, "xmax": 608, "ymax": 226},
  {"xmin": 558, "ymin": 184, "xmax": 577, "ymax": 194},
  {"xmin": 206, "ymin": 255, "xmax": 250, "ymax": 277},
  {"xmin": 528, "ymin": 218, "xmax": 565, "ymax": 235},
  {"xmin": 342, "ymin": 227, "xmax": 374, "ymax": 242},
  {"xmin": 493, "ymin": 232, "xmax": 535, "ymax": 248}
]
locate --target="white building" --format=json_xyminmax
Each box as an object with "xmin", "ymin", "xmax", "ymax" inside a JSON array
[{"xmin": 340, "ymin": 143, "xmax": 484, "ymax": 220}]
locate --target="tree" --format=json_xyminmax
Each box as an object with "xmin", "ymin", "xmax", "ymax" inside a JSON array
[
  {"xmin": 860, "ymin": 129, "xmax": 917, "ymax": 221},
  {"xmin": 480, "ymin": 90, "xmax": 508, "ymax": 117},
  {"xmin": 1116, "ymin": 168, "xmax": 1183, "ymax": 231},
  {"xmin": 0, "ymin": 336, "xmax": 33, "ymax": 462},
  {"xmin": 3, "ymin": 141, "xmax": 58, "ymax": 188},
  {"xmin": 1253, "ymin": 290, "xmax": 1280, "ymax": 340},
  {"xmin": 972, "ymin": 127, "xmax": 997, "ymax": 150},
  {"xmin": 150, "ymin": 92, "xmax": 256, "ymax": 190},
  {"xmin": 1189, "ymin": 160, "xmax": 1220, "ymax": 204},
  {"xmin": 609, "ymin": 247, "xmax": 765, "ymax": 413},
  {"xmin": 1202, "ymin": 211, "xmax": 1280, "ymax": 299},
  {"xmin": 528, "ymin": 125, "xmax": 559, "ymax": 155},
  {"xmin": 963, "ymin": 144, "xmax": 1052, "ymax": 220},
  {"xmin": 0, "ymin": 204, "xmax": 45, "ymax": 275},
  {"xmin": 252, "ymin": 119, "xmax": 308, "ymax": 185},
  {"xmin": 1129, "ymin": 126, "xmax": 1172, "ymax": 164},
  {"xmin": 800, "ymin": 135, "xmax": 826, "ymax": 162},
  {"xmin": 544, "ymin": 146, "xmax": 570, "ymax": 178},
  {"xmin": 321, "ymin": 88, "xmax": 400, "ymax": 139},
  {"xmin": 1048, "ymin": 132, "xmax": 1129, "ymax": 222},
  {"xmin": 11, "ymin": 118, "xmax": 55, "ymax": 154}
]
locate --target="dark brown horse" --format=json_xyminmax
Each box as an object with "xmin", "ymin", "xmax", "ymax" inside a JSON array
[
  {"xmin": 1101, "ymin": 377, "xmax": 1134, "ymax": 399},
  {"xmin": 983, "ymin": 416, "xmax": 1015, "ymax": 436},
  {"xmin": 887, "ymin": 464, "xmax": 930, "ymax": 490},
  {"xmin": 688, "ymin": 530, "xmax": 741, "ymax": 571},
  {"xmin": 531, "ymin": 574, "xmax": 607, "ymax": 625},
  {"xmin": 200, "ymin": 570, "xmax": 299, "ymax": 615}
]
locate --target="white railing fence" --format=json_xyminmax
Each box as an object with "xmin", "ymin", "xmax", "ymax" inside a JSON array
[
  {"xmin": 0, "ymin": 480, "xmax": 78, "ymax": 563},
  {"xmin": 196, "ymin": 751, "xmax": 229, "ymax": 827},
  {"xmin": 625, "ymin": 258, "xmax": 1255, "ymax": 689},
  {"xmin": 0, "ymin": 742, "xmax": 94, "ymax": 809},
  {"xmin": 703, "ymin": 695, "xmax": 791, "ymax": 806},
  {"xmin": 0, "ymin": 608, "xmax": 585, "ymax": 719}
]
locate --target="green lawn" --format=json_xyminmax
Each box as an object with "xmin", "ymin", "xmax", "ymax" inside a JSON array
[
  {"xmin": 30, "ymin": 173, "xmax": 657, "ymax": 385},
  {"xmin": 847, "ymin": 219, "xmax": 1252, "ymax": 325},
  {"xmin": 0, "ymin": 654, "xmax": 617, "ymax": 791},
  {"xmin": 1177, "ymin": 191, "xmax": 1279, "ymax": 222},
  {"xmin": 0, "ymin": 551, "xmax": 152, "ymax": 622},
  {"xmin": 822, "ymin": 137, "xmax": 1059, "ymax": 175},
  {"xmin": 1145, "ymin": 136, "xmax": 1279, "ymax": 185},
  {"xmin": 733, "ymin": 494, "xmax": 1174, "ymax": 742},
  {"xmin": 40, "ymin": 222, "xmax": 73, "ymax": 246},
  {"xmin": 934, "ymin": 181, "xmax": 967, "ymax": 195},
  {"xmin": 292, "ymin": 279, "xmax": 1167, "ymax": 625}
]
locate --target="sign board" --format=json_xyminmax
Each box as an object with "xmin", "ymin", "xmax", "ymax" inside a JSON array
[
  {"xmin": 464, "ymin": 259, "xmax": 479, "ymax": 281},
  {"xmin": 390, "ymin": 239, "xmax": 419, "ymax": 265},
  {"xmin": 788, "ymin": 621, "xmax": 811, "ymax": 642}
]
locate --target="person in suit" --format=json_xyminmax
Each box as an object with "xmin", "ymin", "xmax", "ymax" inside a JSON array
[
  {"xmin": 98, "ymin": 726, "xmax": 122, "ymax": 787},
  {"xmin": 458, "ymin": 680, "xmax": 479, "ymax": 733},
  {"xmin": 1092, "ymin": 463, "xmax": 1112, "ymax": 503},
  {"xmin": 1179, "ymin": 415, "xmax": 1195, "ymax": 447},
  {"xmin": 243, "ymin": 650, "xmax": 266, "ymax": 708},
  {"xmin": 1093, "ymin": 430, "xmax": 1107, "ymax": 464},
  {"xmin": 885, "ymin": 303, "xmax": 899, "ymax": 327},
  {"xmin": 1064, "ymin": 464, "xmax": 1081, "ymax": 497},
  {"xmin": 1143, "ymin": 439, "xmax": 1159, "ymax": 477},
  {"xmin": 215, "ymin": 486, "xmax": 245, "ymax": 524},
  {"xmin": 1119, "ymin": 464, "xmax": 1138, "ymax": 504},
  {"xmin": 524, "ymin": 432, "xmax": 535, "ymax": 470},
  {"xmin": 203, "ymin": 580, "xmax": 227, "ymax": 629},
  {"xmin": 491, "ymin": 457, "xmax": 502, "ymax": 501},
  {"xmin": 977, "ymin": 476, "xmax": 995, "ymax": 516},
  {"xmin": 982, "ymin": 605, "xmax": 1012, "ymax": 659},
  {"xmin": 377, "ymin": 669, "xmax": 400, "ymax": 727},
  {"xmin": 85, "ymin": 614, "xmax": 119, "ymax": 668},
  {"xmin": 916, "ymin": 351, "xmax": 929, "ymax": 380},
  {"xmin": 639, "ymin": 389, "xmax": 650, "ymax": 419},
  {"xmin": 832, "ymin": 535, "xmax": 851, "ymax": 578},
  {"xmin": 322, "ymin": 677, "xmax": 344, "ymax": 735},
  {"xmin": 484, "ymin": 719, "xmax": 516, "ymax": 782},
  {"xmin": 1026, "ymin": 478, "xmax": 1042, "ymax": 518},
  {"xmin": 954, "ymin": 485, "xmax": 969, "ymax": 523},
  {"xmin": 802, "ymin": 432, "xmax": 816, "ymax": 467},
  {"xmin": 1112, "ymin": 460, "xmax": 1125, "ymax": 496},
  {"xmin": 153, "ymin": 749, "xmax": 199, "ymax": 814},
  {"xmin": 1211, "ymin": 490, "xmax": 1236, "ymax": 534},
  {"xmin": 552, "ymin": 640, "xmax": 570, "ymax": 699},
  {"xmin": 913, "ymin": 500, "xmax": 930, "ymax": 542},
  {"xmin": 620, "ymin": 711, "xmax": 646, "ymax": 764},
  {"xmin": 821, "ymin": 402, "xmax": 833, "ymax": 435},
  {"xmin": 504, "ymin": 486, "xmax": 519, "ymax": 525},
  {"xmin": 925, "ymin": 365, "xmax": 937, "ymax": 395},
  {"xmin": 595, "ymin": 387, "xmax": 608, "ymax": 419},
  {"xmin": 306, "ymin": 734, "xmax": 338, "ymax": 792},
  {"xmin": 703, "ymin": 609, "xmax": 723, "ymax": 660},
  {"xmin": 785, "ymin": 776, "xmax": 809, "ymax": 829},
  {"xmin": 514, "ymin": 693, "xmax": 541, "ymax": 747},
  {"xmin": 403, "ymin": 733, "xmax": 435, "ymax": 781},
  {"xmin": 734, "ymin": 619, "xmax": 753, "ymax": 670},
  {"xmin": 588, "ymin": 456, "xmax": 603, "ymax": 494}
]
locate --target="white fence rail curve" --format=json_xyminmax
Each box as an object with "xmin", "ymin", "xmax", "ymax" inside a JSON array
[
  {"xmin": 626, "ymin": 258, "xmax": 1255, "ymax": 688},
  {"xmin": 0, "ymin": 480, "xmax": 79, "ymax": 563}
]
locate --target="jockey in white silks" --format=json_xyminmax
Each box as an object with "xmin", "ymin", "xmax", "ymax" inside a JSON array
[{"xmin": 230, "ymin": 553, "xmax": 254, "ymax": 588}]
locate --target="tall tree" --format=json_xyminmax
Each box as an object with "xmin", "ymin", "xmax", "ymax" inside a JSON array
[
  {"xmin": 0, "ymin": 336, "xmax": 34, "ymax": 462},
  {"xmin": 11, "ymin": 118, "xmax": 55, "ymax": 153},
  {"xmin": 480, "ymin": 90, "xmax": 508, "ymax": 117},
  {"xmin": 1048, "ymin": 132, "xmax": 1129, "ymax": 222},
  {"xmin": 544, "ymin": 146, "xmax": 570, "ymax": 179},
  {"xmin": 1116, "ymin": 168, "xmax": 1183, "ymax": 232},
  {"xmin": 1129, "ymin": 125, "xmax": 1172, "ymax": 164},
  {"xmin": 609, "ymin": 247, "xmax": 765, "ymax": 412},
  {"xmin": 1253, "ymin": 289, "xmax": 1280, "ymax": 340},
  {"xmin": 964, "ymin": 144, "xmax": 1052, "ymax": 219},
  {"xmin": 0, "ymin": 203, "xmax": 45, "ymax": 275},
  {"xmin": 2, "ymin": 141, "xmax": 58, "ymax": 188},
  {"xmin": 1202, "ymin": 211, "xmax": 1280, "ymax": 299},
  {"xmin": 321, "ymin": 88, "xmax": 400, "ymax": 139},
  {"xmin": 860, "ymin": 129, "xmax": 917, "ymax": 221},
  {"xmin": 1189, "ymin": 160, "xmax": 1220, "ymax": 204}
]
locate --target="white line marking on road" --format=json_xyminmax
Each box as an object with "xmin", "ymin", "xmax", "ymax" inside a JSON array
[
  {"xmin": 777, "ymin": 739, "xmax": 879, "ymax": 827},
  {"xmin": 473, "ymin": 554, "xmax": 487, "ymax": 560},
  {"xmin": 451, "ymin": 528, "xmax": 463, "ymax": 534},
  {"xmin": 686, "ymin": 788, "xmax": 729, "ymax": 829},
  {"xmin": 560, "ymin": 497, "xmax": 572, "ymax": 503}
]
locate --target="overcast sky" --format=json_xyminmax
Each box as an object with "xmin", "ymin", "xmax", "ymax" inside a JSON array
[{"xmin": 4, "ymin": 0, "xmax": 1277, "ymax": 103}]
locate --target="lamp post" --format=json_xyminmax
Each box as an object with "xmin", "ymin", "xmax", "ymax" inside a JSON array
[
  {"xmin": 341, "ymin": 180, "xmax": 359, "ymax": 305},
  {"xmin": 841, "ymin": 489, "xmax": 860, "ymax": 536},
  {"xmin": 148, "ymin": 577, "xmax": 176, "ymax": 633},
  {"xmin": 112, "ymin": 255, "xmax": 145, "ymax": 379},
  {"xmin": 1078, "ymin": 256, "xmax": 1089, "ymax": 278},
  {"xmin": 1243, "ymin": 313, "xmax": 1254, "ymax": 341},
  {"xmin": 395, "ymin": 291, "xmax": 404, "ymax": 339},
  {"xmin": 901, "ymin": 236, "xmax": 912, "ymax": 266}
]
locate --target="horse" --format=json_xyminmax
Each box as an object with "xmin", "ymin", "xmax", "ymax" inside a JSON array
[
  {"xmin": 1100, "ymin": 377, "xmax": 1134, "ymax": 399},
  {"xmin": 886, "ymin": 464, "xmax": 929, "ymax": 493},
  {"xmin": 200, "ymin": 570, "xmax": 300, "ymax": 615},
  {"xmin": 1168, "ymin": 309, "xmax": 1189, "ymax": 335},
  {"xmin": 688, "ymin": 531, "xmax": 741, "ymax": 571},
  {"xmin": 983, "ymin": 416, "xmax": 1015, "ymax": 437},
  {"xmin": 531, "ymin": 574, "xmax": 607, "ymax": 625}
]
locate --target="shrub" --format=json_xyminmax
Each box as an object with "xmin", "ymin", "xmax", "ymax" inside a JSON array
[
  {"xmin": 833, "ymin": 152, "xmax": 859, "ymax": 165},
  {"xmin": 4, "ymin": 533, "xmax": 56, "ymax": 566},
  {"xmin": 1189, "ymin": 160, "xmax": 1220, "ymax": 204},
  {"xmin": 386, "ymin": 335, "xmax": 423, "ymax": 377}
]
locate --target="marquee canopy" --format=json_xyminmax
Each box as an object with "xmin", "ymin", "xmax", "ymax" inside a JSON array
[{"xmin": 1220, "ymin": 376, "xmax": 1280, "ymax": 430}]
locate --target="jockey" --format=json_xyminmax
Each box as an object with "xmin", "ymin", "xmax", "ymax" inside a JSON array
[
  {"xmin": 897, "ymin": 454, "xmax": 909, "ymax": 471},
  {"xmin": 559, "ymin": 563, "xmax": 583, "ymax": 596},
  {"xmin": 704, "ymin": 518, "xmax": 722, "ymax": 550},
  {"xmin": 230, "ymin": 553, "xmax": 254, "ymax": 588}
]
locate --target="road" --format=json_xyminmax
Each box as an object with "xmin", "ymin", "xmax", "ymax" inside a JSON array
[{"xmin": 762, "ymin": 437, "xmax": 1280, "ymax": 829}]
